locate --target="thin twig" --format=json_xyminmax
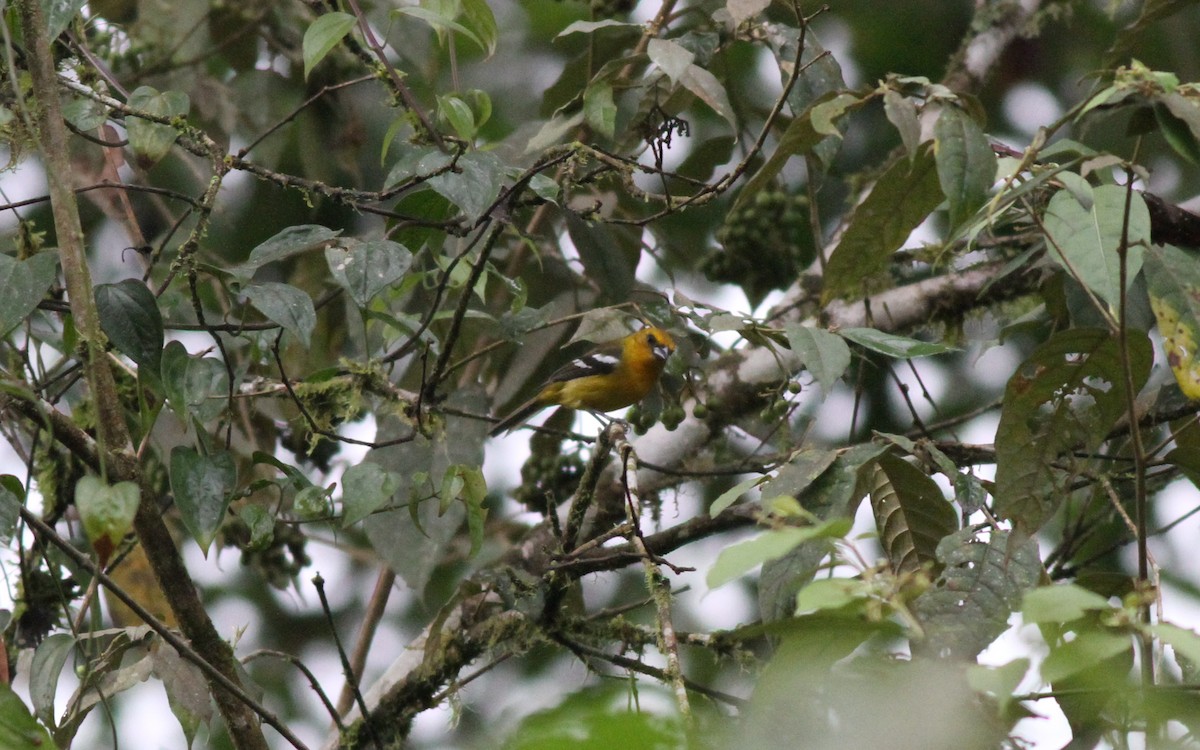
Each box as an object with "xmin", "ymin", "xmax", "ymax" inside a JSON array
[
  {"xmin": 616, "ymin": 429, "xmax": 691, "ymax": 722},
  {"xmin": 243, "ymin": 649, "xmax": 345, "ymax": 731},
  {"xmin": 335, "ymin": 569, "xmax": 396, "ymax": 717},
  {"xmin": 314, "ymin": 574, "xmax": 383, "ymax": 750}
]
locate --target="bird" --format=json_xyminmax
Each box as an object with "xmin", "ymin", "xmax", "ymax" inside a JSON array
[{"xmin": 489, "ymin": 326, "xmax": 676, "ymax": 436}]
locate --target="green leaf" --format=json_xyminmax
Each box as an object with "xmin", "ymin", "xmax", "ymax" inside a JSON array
[
  {"xmin": 438, "ymin": 464, "xmax": 466, "ymax": 515},
  {"xmin": 778, "ymin": 34, "xmax": 846, "ymax": 174},
  {"xmin": 1159, "ymin": 91, "xmax": 1200, "ymax": 156},
  {"xmin": 646, "ymin": 38, "xmax": 692, "ymax": 83},
  {"xmin": 1143, "ymin": 244, "xmax": 1200, "ymax": 399},
  {"xmin": 95, "ymin": 279, "xmax": 164, "ymax": 372},
  {"xmin": 555, "ymin": 19, "xmax": 640, "ymax": 37},
  {"xmin": 732, "ymin": 92, "xmax": 845, "ymax": 214},
  {"xmin": 869, "ymin": 453, "xmax": 959, "ymax": 576},
  {"xmin": 302, "ymin": 12, "xmax": 356, "ymax": 79},
  {"xmin": 62, "ymin": 96, "xmax": 107, "ymax": 131},
  {"xmin": 794, "ymin": 577, "xmax": 870, "ymax": 614},
  {"xmin": 0, "ymin": 252, "xmax": 58, "ymax": 338},
  {"xmin": 810, "ymin": 93, "xmax": 860, "ymax": 136},
  {"xmin": 428, "ymin": 150, "xmax": 504, "ymax": 219},
  {"xmin": 760, "ymin": 448, "xmax": 842, "ymax": 505},
  {"xmin": 566, "ymin": 213, "xmax": 638, "ymax": 304},
  {"xmin": 1154, "ymin": 622, "xmax": 1200, "ymax": 676},
  {"xmin": 458, "ymin": 464, "xmax": 488, "ymax": 556},
  {"xmin": 583, "ymin": 81, "xmax": 617, "ymax": 140},
  {"xmin": 392, "ymin": 5, "xmax": 487, "ymax": 54},
  {"xmin": 994, "ymin": 328, "xmax": 1152, "ymax": 534},
  {"xmin": 160, "ymin": 341, "xmax": 229, "ymax": 424},
  {"xmin": 1022, "ymin": 583, "xmax": 1112, "ymax": 624},
  {"xmin": 340, "ymin": 462, "xmax": 400, "ymax": 527},
  {"xmin": 234, "ymin": 225, "xmax": 341, "ymax": 279},
  {"xmin": 707, "ymin": 518, "xmax": 852, "ymax": 590},
  {"xmin": 883, "ymin": 89, "xmax": 921, "ymax": 159},
  {"xmin": 1155, "ymin": 101, "xmax": 1200, "ymax": 163},
  {"xmin": 295, "ymin": 484, "xmax": 332, "ymax": 520},
  {"xmin": 237, "ymin": 505, "xmax": 274, "ymax": 551},
  {"xmin": 680, "ymin": 62, "xmax": 736, "ymax": 130},
  {"xmin": 966, "ymin": 658, "xmax": 1031, "ymax": 715},
  {"xmin": 169, "ymin": 447, "xmax": 238, "ymax": 555},
  {"xmin": 362, "ymin": 389, "xmax": 487, "ymax": 592},
  {"xmin": 460, "ymin": 0, "xmax": 498, "ymax": 57},
  {"xmin": 709, "ymin": 475, "xmax": 764, "ymax": 516},
  {"xmin": 934, "ymin": 105, "xmax": 997, "ymax": 229},
  {"xmin": 784, "ymin": 324, "xmax": 852, "ymax": 392},
  {"xmin": 912, "ymin": 528, "xmax": 1042, "ymax": 659},
  {"xmin": 438, "ymin": 93, "xmax": 477, "ymax": 140},
  {"xmin": 838, "ymin": 328, "xmax": 956, "ymax": 358},
  {"xmin": 152, "ymin": 643, "xmax": 213, "ymax": 748},
  {"xmin": 758, "ymin": 443, "xmax": 884, "ymax": 621},
  {"xmin": 30, "ymin": 632, "xmax": 74, "ymax": 728},
  {"xmin": 125, "ymin": 86, "xmax": 189, "ymax": 166},
  {"xmin": 1041, "ymin": 631, "xmax": 1132, "ymax": 684},
  {"xmin": 243, "ymin": 282, "xmax": 316, "ymax": 347},
  {"xmin": 727, "ymin": 0, "xmax": 770, "ymax": 25},
  {"xmin": 823, "ymin": 144, "xmax": 944, "ymax": 301},
  {"xmin": 0, "ymin": 475, "xmax": 21, "ymax": 542},
  {"xmin": 1043, "ymin": 185, "xmax": 1149, "ymax": 311},
  {"xmin": 325, "ymin": 238, "xmax": 413, "ymax": 308},
  {"xmin": 75, "ymin": 475, "xmax": 140, "ymax": 565},
  {"xmin": 42, "ymin": 0, "xmax": 86, "ymax": 40},
  {"xmin": 0, "ymin": 684, "xmax": 54, "ymax": 749},
  {"xmin": 501, "ymin": 684, "xmax": 685, "ymax": 750},
  {"xmin": 953, "ymin": 471, "xmax": 987, "ymax": 514}
]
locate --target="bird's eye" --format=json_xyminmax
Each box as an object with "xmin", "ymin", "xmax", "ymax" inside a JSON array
[{"xmin": 647, "ymin": 333, "xmax": 659, "ymax": 346}]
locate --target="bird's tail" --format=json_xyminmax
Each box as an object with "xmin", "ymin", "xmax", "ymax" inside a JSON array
[{"xmin": 489, "ymin": 396, "xmax": 544, "ymax": 437}]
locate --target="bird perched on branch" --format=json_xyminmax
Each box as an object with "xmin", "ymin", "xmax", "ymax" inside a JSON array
[{"xmin": 490, "ymin": 327, "xmax": 676, "ymax": 436}]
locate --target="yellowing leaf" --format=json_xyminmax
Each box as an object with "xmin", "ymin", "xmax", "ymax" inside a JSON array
[{"xmin": 1144, "ymin": 244, "xmax": 1200, "ymax": 399}]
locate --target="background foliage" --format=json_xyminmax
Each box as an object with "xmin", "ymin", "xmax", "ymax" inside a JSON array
[{"xmin": 2, "ymin": 0, "xmax": 1200, "ymax": 748}]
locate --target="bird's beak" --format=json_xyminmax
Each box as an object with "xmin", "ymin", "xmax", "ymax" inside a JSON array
[{"xmin": 652, "ymin": 341, "xmax": 672, "ymax": 362}]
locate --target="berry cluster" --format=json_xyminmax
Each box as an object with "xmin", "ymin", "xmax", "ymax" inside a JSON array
[
  {"xmin": 627, "ymin": 403, "xmax": 686, "ymax": 434},
  {"xmin": 703, "ymin": 187, "xmax": 814, "ymax": 306},
  {"xmin": 513, "ymin": 452, "xmax": 586, "ymax": 511}
]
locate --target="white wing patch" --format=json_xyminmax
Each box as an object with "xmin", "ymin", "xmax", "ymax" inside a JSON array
[{"xmin": 582, "ymin": 353, "xmax": 619, "ymax": 370}]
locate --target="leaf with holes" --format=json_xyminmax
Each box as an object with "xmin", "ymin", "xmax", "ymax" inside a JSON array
[
  {"xmin": 994, "ymin": 328, "xmax": 1151, "ymax": 534},
  {"xmin": 912, "ymin": 528, "xmax": 1042, "ymax": 659},
  {"xmin": 325, "ymin": 238, "xmax": 413, "ymax": 308}
]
